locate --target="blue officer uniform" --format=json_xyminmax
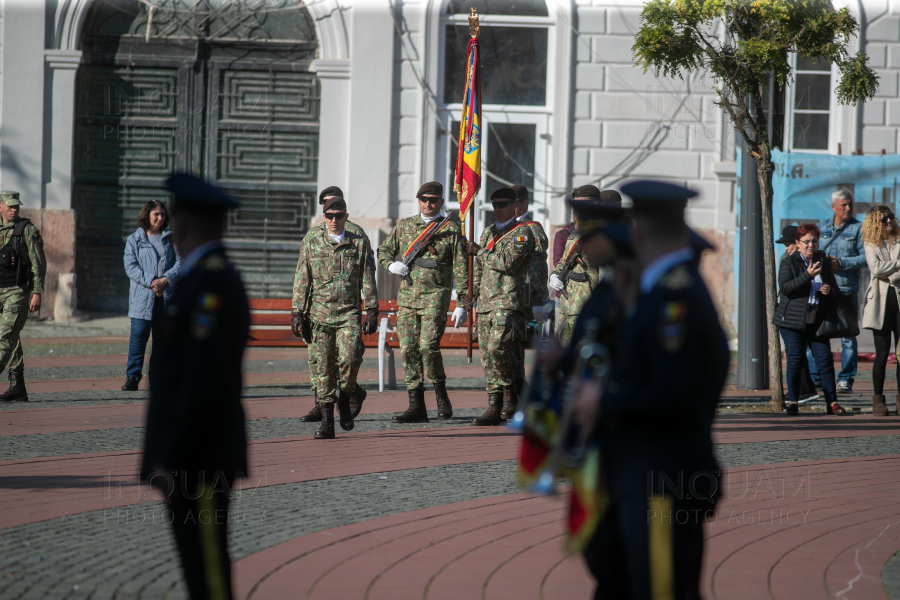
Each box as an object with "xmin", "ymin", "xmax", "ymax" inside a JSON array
[
  {"xmin": 582, "ymin": 181, "xmax": 729, "ymax": 600},
  {"xmin": 141, "ymin": 174, "xmax": 249, "ymax": 600}
]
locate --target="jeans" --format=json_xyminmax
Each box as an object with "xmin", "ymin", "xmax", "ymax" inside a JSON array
[
  {"xmin": 781, "ymin": 325, "xmax": 837, "ymax": 404},
  {"xmin": 808, "ymin": 292, "xmax": 858, "ymax": 385},
  {"xmin": 126, "ymin": 318, "xmax": 152, "ymax": 380}
]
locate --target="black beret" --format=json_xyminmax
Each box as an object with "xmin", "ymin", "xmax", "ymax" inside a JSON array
[
  {"xmin": 319, "ymin": 186, "xmax": 344, "ymax": 205},
  {"xmin": 323, "ymin": 197, "xmax": 347, "ymax": 213},
  {"xmin": 489, "ymin": 187, "xmax": 517, "ymax": 202},
  {"xmin": 598, "ymin": 189, "xmax": 622, "ymax": 207},
  {"xmin": 416, "ymin": 181, "xmax": 443, "ymax": 198},
  {"xmin": 510, "ymin": 184, "xmax": 529, "ymax": 202},
  {"xmin": 776, "ymin": 225, "xmax": 798, "ymax": 245},
  {"xmin": 165, "ymin": 173, "xmax": 239, "ymax": 213},
  {"xmin": 572, "ymin": 184, "xmax": 602, "ymax": 199},
  {"xmin": 620, "ymin": 180, "xmax": 697, "ymax": 217}
]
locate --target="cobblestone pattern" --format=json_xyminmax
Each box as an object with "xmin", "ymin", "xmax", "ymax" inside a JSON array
[
  {"xmin": 1, "ymin": 436, "xmax": 900, "ymax": 598},
  {"xmin": 0, "ymin": 461, "xmax": 520, "ymax": 600},
  {"xmin": 0, "ymin": 410, "xmax": 489, "ymax": 460}
]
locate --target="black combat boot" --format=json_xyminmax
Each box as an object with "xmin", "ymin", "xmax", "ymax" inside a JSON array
[
  {"xmin": 299, "ymin": 396, "xmax": 322, "ymax": 422},
  {"xmin": 314, "ymin": 403, "xmax": 335, "ymax": 439},
  {"xmin": 0, "ymin": 371, "xmax": 28, "ymax": 402},
  {"xmin": 472, "ymin": 392, "xmax": 505, "ymax": 426},
  {"xmin": 514, "ymin": 377, "xmax": 525, "ymax": 399},
  {"xmin": 349, "ymin": 385, "xmax": 367, "ymax": 419},
  {"xmin": 500, "ymin": 384, "xmax": 519, "ymax": 420},
  {"xmin": 434, "ymin": 381, "xmax": 453, "ymax": 419},
  {"xmin": 392, "ymin": 388, "xmax": 429, "ymax": 423},
  {"xmin": 121, "ymin": 377, "xmax": 139, "ymax": 392},
  {"xmin": 336, "ymin": 389, "xmax": 355, "ymax": 431}
]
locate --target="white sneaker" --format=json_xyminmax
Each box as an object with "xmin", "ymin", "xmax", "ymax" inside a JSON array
[
  {"xmin": 837, "ymin": 381, "xmax": 852, "ymax": 393},
  {"xmin": 798, "ymin": 394, "xmax": 819, "ymax": 405}
]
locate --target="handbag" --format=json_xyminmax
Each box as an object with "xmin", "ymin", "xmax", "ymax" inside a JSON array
[{"xmin": 815, "ymin": 293, "xmax": 860, "ymax": 340}]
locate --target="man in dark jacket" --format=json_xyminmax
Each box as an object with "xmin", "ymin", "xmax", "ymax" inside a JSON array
[{"xmin": 141, "ymin": 173, "xmax": 249, "ymax": 600}]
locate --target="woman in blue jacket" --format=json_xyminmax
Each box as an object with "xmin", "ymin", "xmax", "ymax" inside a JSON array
[{"xmin": 122, "ymin": 200, "xmax": 180, "ymax": 391}]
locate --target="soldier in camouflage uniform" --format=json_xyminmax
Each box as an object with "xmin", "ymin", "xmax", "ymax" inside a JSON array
[
  {"xmin": 292, "ymin": 192, "xmax": 379, "ymax": 439},
  {"xmin": 297, "ymin": 187, "xmax": 373, "ymax": 424},
  {"xmin": 0, "ymin": 191, "xmax": 46, "ymax": 403},
  {"xmin": 378, "ymin": 181, "xmax": 469, "ymax": 423},
  {"xmin": 465, "ymin": 187, "xmax": 535, "ymax": 425},
  {"xmin": 510, "ymin": 184, "xmax": 550, "ymax": 412},
  {"xmin": 550, "ymin": 187, "xmax": 621, "ymax": 345}
]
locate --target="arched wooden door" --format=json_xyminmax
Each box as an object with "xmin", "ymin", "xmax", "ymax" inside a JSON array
[{"xmin": 74, "ymin": 0, "xmax": 320, "ymax": 311}]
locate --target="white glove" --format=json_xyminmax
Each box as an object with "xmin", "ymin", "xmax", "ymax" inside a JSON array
[
  {"xmin": 532, "ymin": 305, "xmax": 550, "ymax": 323},
  {"xmin": 549, "ymin": 274, "xmax": 565, "ymax": 291},
  {"xmin": 452, "ymin": 306, "xmax": 468, "ymax": 328},
  {"xmin": 389, "ymin": 261, "xmax": 409, "ymax": 277}
]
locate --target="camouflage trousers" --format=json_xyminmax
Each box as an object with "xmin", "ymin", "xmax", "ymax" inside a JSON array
[
  {"xmin": 0, "ymin": 287, "xmax": 27, "ymax": 374},
  {"xmin": 478, "ymin": 309, "xmax": 526, "ymax": 393},
  {"xmin": 397, "ymin": 306, "xmax": 447, "ymax": 390},
  {"xmin": 556, "ymin": 311, "xmax": 578, "ymax": 346},
  {"xmin": 308, "ymin": 320, "xmax": 360, "ymax": 403},
  {"xmin": 308, "ymin": 333, "xmax": 363, "ymax": 400}
]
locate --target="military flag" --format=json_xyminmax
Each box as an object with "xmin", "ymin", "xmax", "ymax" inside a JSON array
[{"xmin": 453, "ymin": 10, "xmax": 482, "ymax": 236}]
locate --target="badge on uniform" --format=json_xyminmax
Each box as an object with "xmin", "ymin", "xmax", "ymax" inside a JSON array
[
  {"xmin": 659, "ymin": 301, "xmax": 687, "ymax": 352},
  {"xmin": 191, "ymin": 292, "xmax": 223, "ymax": 340},
  {"xmin": 31, "ymin": 230, "xmax": 43, "ymax": 246}
]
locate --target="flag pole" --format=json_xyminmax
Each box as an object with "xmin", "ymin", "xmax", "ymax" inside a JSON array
[{"xmin": 465, "ymin": 8, "xmax": 479, "ymax": 365}]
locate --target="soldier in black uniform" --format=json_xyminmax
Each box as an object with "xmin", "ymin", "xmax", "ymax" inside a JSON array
[
  {"xmin": 141, "ymin": 173, "xmax": 249, "ymax": 600},
  {"xmin": 574, "ymin": 180, "xmax": 729, "ymax": 600}
]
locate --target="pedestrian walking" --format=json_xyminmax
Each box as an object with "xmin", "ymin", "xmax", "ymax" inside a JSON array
[
  {"xmin": 122, "ymin": 200, "xmax": 180, "ymax": 391},
  {"xmin": 141, "ymin": 173, "xmax": 249, "ymax": 600},
  {"xmin": 297, "ymin": 187, "xmax": 374, "ymax": 423},
  {"xmin": 378, "ymin": 181, "xmax": 468, "ymax": 422},
  {"xmin": 466, "ymin": 187, "xmax": 535, "ymax": 424},
  {"xmin": 776, "ymin": 224, "xmax": 819, "ymax": 404},
  {"xmin": 861, "ymin": 205, "xmax": 900, "ymax": 416},
  {"xmin": 292, "ymin": 192, "xmax": 378, "ymax": 439},
  {"xmin": 808, "ymin": 190, "xmax": 864, "ymax": 393},
  {"xmin": 575, "ymin": 180, "xmax": 729, "ymax": 600},
  {"xmin": 0, "ymin": 191, "xmax": 46, "ymax": 403},
  {"xmin": 775, "ymin": 223, "xmax": 847, "ymax": 415}
]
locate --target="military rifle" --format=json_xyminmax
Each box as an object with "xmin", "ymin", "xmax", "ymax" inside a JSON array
[
  {"xmin": 400, "ymin": 213, "xmax": 452, "ymax": 285},
  {"xmin": 556, "ymin": 241, "xmax": 584, "ymax": 300}
]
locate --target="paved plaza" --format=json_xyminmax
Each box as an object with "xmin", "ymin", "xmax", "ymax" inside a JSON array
[{"xmin": 1, "ymin": 323, "xmax": 900, "ymax": 599}]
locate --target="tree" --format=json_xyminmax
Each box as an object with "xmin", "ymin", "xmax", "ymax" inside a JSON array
[{"xmin": 633, "ymin": 0, "xmax": 879, "ymax": 410}]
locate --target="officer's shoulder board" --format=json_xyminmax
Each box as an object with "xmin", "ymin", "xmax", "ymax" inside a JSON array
[
  {"xmin": 661, "ymin": 265, "xmax": 692, "ymax": 291},
  {"xmin": 199, "ymin": 253, "xmax": 225, "ymax": 271}
]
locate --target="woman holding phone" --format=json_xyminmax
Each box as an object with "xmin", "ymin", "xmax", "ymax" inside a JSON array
[{"xmin": 773, "ymin": 223, "xmax": 845, "ymax": 415}]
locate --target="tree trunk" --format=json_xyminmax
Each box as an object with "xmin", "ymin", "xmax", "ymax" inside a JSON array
[{"xmin": 754, "ymin": 150, "xmax": 785, "ymax": 410}]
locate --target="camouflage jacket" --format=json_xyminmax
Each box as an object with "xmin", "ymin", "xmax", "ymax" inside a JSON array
[
  {"xmin": 292, "ymin": 223, "xmax": 378, "ymax": 325},
  {"xmin": 472, "ymin": 221, "xmax": 535, "ymax": 314},
  {"xmin": 377, "ymin": 213, "xmax": 469, "ymax": 310},
  {"xmin": 552, "ymin": 233, "xmax": 602, "ymax": 317},
  {"xmin": 0, "ymin": 217, "xmax": 46, "ymax": 293},
  {"xmin": 519, "ymin": 216, "xmax": 549, "ymax": 307}
]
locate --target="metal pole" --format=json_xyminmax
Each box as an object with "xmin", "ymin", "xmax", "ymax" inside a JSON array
[
  {"xmin": 736, "ymin": 135, "xmax": 769, "ymax": 389},
  {"xmin": 467, "ymin": 209, "xmax": 474, "ymax": 364}
]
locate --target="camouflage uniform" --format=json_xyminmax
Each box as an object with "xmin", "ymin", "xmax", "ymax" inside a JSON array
[
  {"xmin": 518, "ymin": 214, "xmax": 549, "ymax": 373},
  {"xmin": 0, "ymin": 217, "xmax": 45, "ymax": 374},
  {"xmin": 293, "ymin": 224, "xmax": 377, "ymax": 403},
  {"xmin": 473, "ymin": 222, "xmax": 535, "ymax": 393},
  {"xmin": 377, "ymin": 213, "xmax": 468, "ymax": 390},
  {"xmin": 302, "ymin": 221, "xmax": 371, "ymax": 398},
  {"xmin": 553, "ymin": 233, "xmax": 602, "ymax": 345}
]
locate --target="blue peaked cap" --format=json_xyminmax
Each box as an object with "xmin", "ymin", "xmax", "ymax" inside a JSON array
[{"xmin": 165, "ymin": 173, "xmax": 240, "ymax": 212}]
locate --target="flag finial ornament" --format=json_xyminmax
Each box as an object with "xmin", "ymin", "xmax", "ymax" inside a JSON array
[{"xmin": 469, "ymin": 7, "xmax": 480, "ymax": 38}]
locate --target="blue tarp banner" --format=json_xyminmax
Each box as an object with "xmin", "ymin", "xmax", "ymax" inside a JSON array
[{"xmin": 772, "ymin": 150, "xmax": 900, "ymax": 257}]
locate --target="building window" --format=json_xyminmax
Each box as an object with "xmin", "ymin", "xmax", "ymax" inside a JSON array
[
  {"xmin": 786, "ymin": 55, "xmax": 833, "ymax": 152},
  {"xmin": 439, "ymin": 0, "xmax": 552, "ymax": 231}
]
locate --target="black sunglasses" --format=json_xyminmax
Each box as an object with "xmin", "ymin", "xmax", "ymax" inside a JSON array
[
  {"xmin": 882, "ymin": 214, "xmax": 895, "ymax": 223},
  {"xmin": 419, "ymin": 197, "xmax": 442, "ymax": 204},
  {"xmin": 323, "ymin": 212, "xmax": 347, "ymax": 220},
  {"xmin": 491, "ymin": 201, "xmax": 513, "ymax": 209}
]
